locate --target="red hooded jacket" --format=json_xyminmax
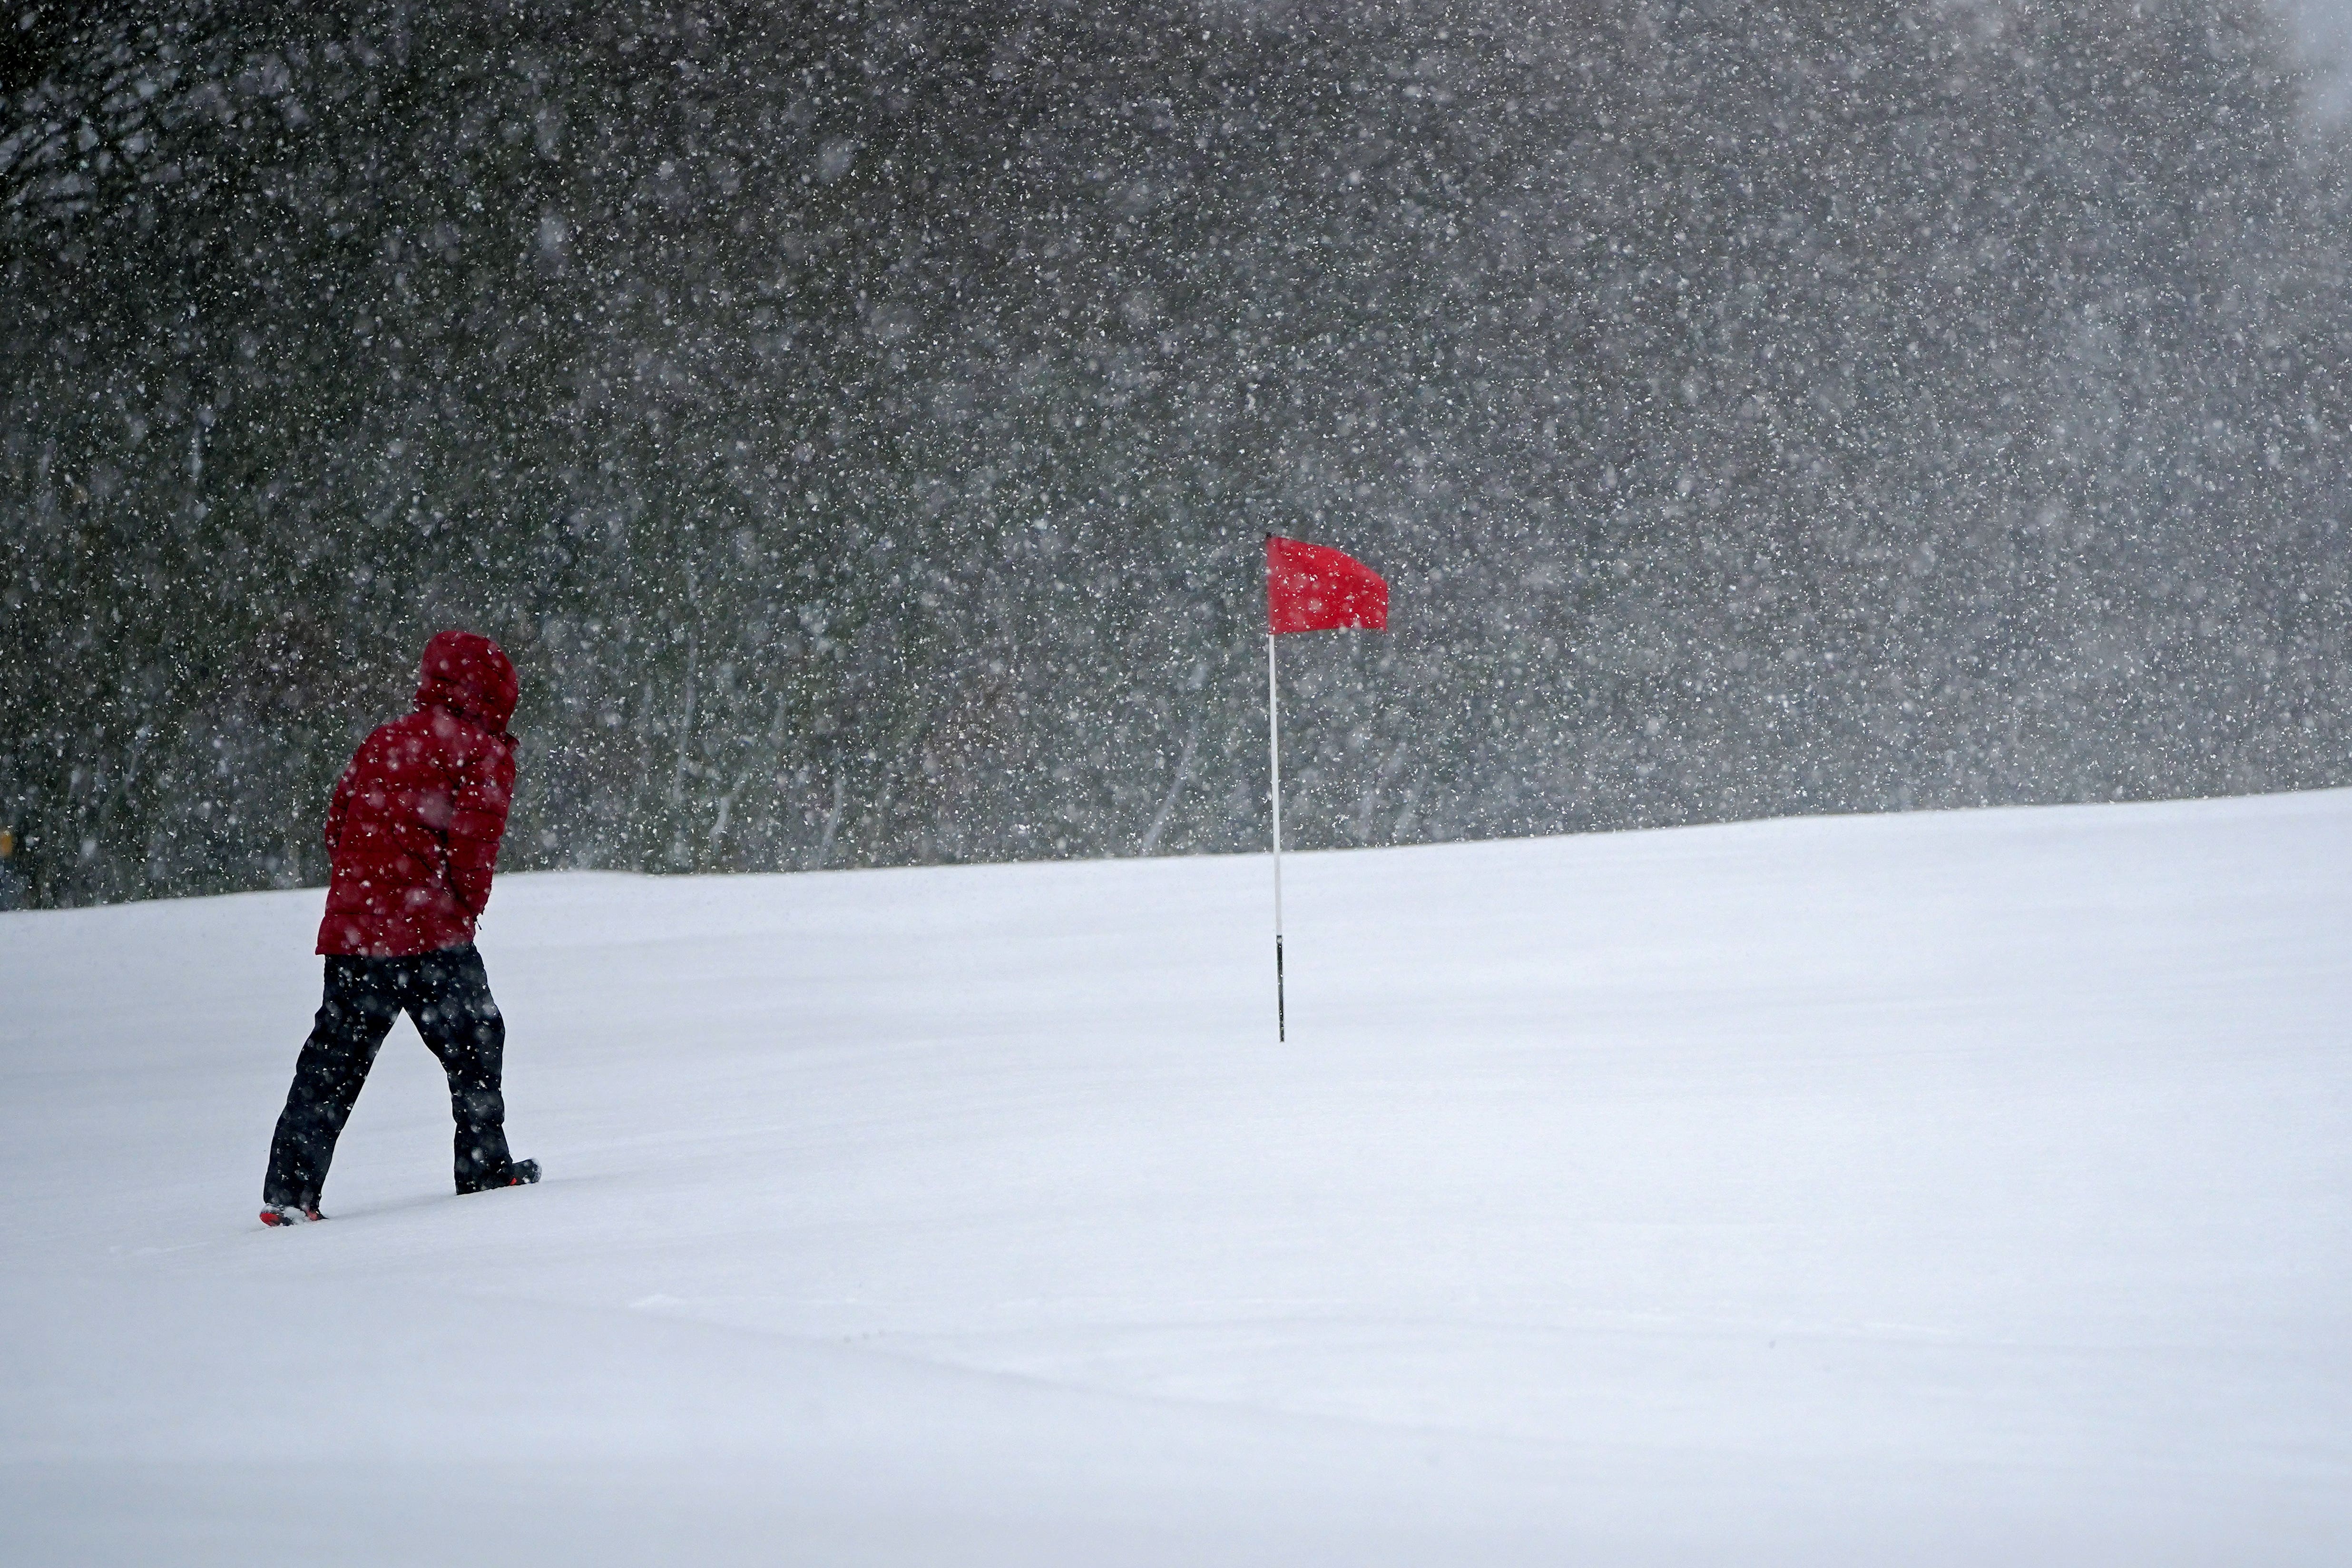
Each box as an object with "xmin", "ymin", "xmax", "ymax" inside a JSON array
[{"xmin": 315, "ymin": 631, "xmax": 519, "ymax": 957}]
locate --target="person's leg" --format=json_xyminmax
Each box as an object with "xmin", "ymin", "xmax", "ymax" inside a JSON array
[
  {"xmin": 263, "ymin": 958, "xmax": 400, "ymax": 1210},
  {"xmin": 405, "ymin": 944, "xmax": 518, "ymax": 1193}
]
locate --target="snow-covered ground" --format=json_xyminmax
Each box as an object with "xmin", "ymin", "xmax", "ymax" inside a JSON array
[{"xmin": 4, "ymin": 792, "xmax": 2350, "ymax": 1565}]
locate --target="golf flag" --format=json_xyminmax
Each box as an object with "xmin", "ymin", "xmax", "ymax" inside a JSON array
[
  {"xmin": 1266, "ymin": 536, "xmax": 1388, "ymax": 634},
  {"xmin": 1262, "ymin": 534, "xmax": 1389, "ymax": 1043}
]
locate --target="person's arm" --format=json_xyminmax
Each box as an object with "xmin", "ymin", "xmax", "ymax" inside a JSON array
[
  {"xmin": 323, "ymin": 758, "xmax": 356, "ymax": 855},
  {"xmin": 445, "ymin": 736, "xmax": 516, "ymax": 915}
]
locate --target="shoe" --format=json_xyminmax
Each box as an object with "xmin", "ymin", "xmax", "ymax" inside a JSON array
[
  {"xmin": 458, "ymin": 1158, "xmax": 540, "ymax": 1195},
  {"xmin": 260, "ymin": 1203, "xmax": 324, "ymax": 1226}
]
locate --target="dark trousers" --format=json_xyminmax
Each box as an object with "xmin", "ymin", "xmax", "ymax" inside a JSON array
[{"xmin": 264, "ymin": 944, "xmax": 516, "ymax": 1208}]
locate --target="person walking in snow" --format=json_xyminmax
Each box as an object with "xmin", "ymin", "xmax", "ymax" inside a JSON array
[{"xmin": 260, "ymin": 630, "xmax": 540, "ymax": 1225}]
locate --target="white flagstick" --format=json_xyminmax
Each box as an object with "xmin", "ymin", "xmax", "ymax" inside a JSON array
[{"xmin": 1267, "ymin": 629, "xmax": 1285, "ymax": 1042}]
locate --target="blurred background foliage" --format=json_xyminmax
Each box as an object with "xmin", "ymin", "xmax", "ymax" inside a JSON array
[{"xmin": 6, "ymin": 0, "xmax": 2352, "ymax": 907}]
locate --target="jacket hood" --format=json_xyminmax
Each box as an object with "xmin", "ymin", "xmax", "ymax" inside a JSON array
[{"xmin": 414, "ymin": 630, "xmax": 519, "ymax": 734}]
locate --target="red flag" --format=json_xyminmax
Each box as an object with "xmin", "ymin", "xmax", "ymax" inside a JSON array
[{"xmin": 1266, "ymin": 535, "xmax": 1388, "ymax": 635}]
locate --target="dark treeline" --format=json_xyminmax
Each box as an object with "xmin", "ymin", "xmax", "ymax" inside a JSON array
[{"xmin": 6, "ymin": 0, "xmax": 2352, "ymax": 908}]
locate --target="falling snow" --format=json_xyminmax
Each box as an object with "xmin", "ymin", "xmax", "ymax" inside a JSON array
[{"xmin": 6, "ymin": 1, "xmax": 2352, "ymax": 906}]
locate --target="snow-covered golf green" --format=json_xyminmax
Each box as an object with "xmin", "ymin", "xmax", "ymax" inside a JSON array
[{"xmin": 5, "ymin": 792, "xmax": 2349, "ymax": 1564}]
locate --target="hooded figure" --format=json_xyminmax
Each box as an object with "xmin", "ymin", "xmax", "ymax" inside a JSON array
[
  {"xmin": 264, "ymin": 631, "xmax": 538, "ymax": 1224},
  {"xmin": 316, "ymin": 629, "xmax": 519, "ymax": 957}
]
